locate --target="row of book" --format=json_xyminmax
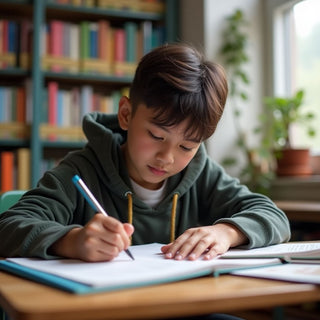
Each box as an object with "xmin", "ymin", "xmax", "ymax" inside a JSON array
[
  {"xmin": 0, "ymin": 84, "xmax": 32, "ymax": 125},
  {"xmin": 48, "ymin": 0, "xmax": 165, "ymax": 13},
  {"xmin": 0, "ymin": 17, "xmax": 163, "ymax": 75},
  {"xmin": 0, "ymin": 148, "xmax": 69, "ymax": 192},
  {"xmin": 42, "ymin": 19, "xmax": 163, "ymax": 75},
  {"xmin": 0, "ymin": 19, "xmax": 31, "ymax": 69},
  {"xmin": 0, "ymin": 149, "xmax": 31, "ymax": 192},
  {"xmin": 44, "ymin": 81, "xmax": 128, "ymax": 137},
  {"xmin": 0, "ymin": 81, "xmax": 128, "ymax": 141}
]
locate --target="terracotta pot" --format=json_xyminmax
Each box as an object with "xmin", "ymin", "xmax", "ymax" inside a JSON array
[{"xmin": 276, "ymin": 148, "xmax": 312, "ymax": 176}]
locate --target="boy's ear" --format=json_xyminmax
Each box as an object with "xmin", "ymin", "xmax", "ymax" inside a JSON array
[{"xmin": 118, "ymin": 96, "xmax": 132, "ymax": 130}]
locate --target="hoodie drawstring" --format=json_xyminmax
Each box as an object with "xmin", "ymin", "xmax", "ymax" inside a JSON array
[
  {"xmin": 127, "ymin": 192, "xmax": 133, "ymax": 225},
  {"xmin": 170, "ymin": 193, "xmax": 178, "ymax": 242},
  {"xmin": 126, "ymin": 192, "xmax": 179, "ymax": 243}
]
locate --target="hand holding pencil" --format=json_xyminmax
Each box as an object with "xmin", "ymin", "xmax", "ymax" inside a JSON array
[{"xmin": 72, "ymin": 175, "xmax": 135, "ymax": 261}]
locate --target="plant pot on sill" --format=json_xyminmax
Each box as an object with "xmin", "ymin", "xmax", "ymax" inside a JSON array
[{"xmin": 275, "ymin": 148, "xmax": 312, "ymax": 176}]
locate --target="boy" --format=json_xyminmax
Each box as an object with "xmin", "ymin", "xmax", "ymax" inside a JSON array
[{"xmin": 0, "ymin": 43, "xmax": 290, "ymax": 262}]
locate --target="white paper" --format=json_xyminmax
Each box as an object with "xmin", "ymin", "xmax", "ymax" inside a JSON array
[
  {"xmin": 222, "ymin": 242, "xmax": 320, "ymax": 259},
  {"xmin": 7, "ymin": 243, "xmax": 279, "ymax": 288},
  {"xmin": 232, "ymin": 263, "xmax": 320, "ymax": 284}
]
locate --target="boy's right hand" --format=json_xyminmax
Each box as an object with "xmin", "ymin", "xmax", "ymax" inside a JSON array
[{"xmin": 50, "ymin": 214, "xmax": 134, "ymax": 262}]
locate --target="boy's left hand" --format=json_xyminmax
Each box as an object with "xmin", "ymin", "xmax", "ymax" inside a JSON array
[{"xmin": 161, "ymin": 223, "xmax": 247, "ymax": 260}]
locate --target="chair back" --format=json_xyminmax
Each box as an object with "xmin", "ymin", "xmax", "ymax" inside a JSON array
[{"xmin": 0, "ymin": 190, "xmax": 26, "ymax": 214}]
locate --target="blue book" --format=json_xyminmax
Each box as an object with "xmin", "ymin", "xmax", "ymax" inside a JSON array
[
  {"xmin": 80, "ymin": 85, "xmax": 93, "ymax": 117},
  {"xmin": 8, "ymin": 21, "xmax": 17, "ymax": 53},
  {"xmin": 0, "ymin": 87, "xmax": 4, "ymax": 122},
  {"xmin": 89, "ymin": 23, "xmax": 98, "ymax": 58},
  {"xmin": 57, "ymin": 90, "xmax": 64, "ymax": 126}
]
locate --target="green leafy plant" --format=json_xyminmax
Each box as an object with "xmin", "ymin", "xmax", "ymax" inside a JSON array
[
  {"xmin": 263, "ymin": 89, "xmax": 316, "ymax": 151},
  {"xmin": 219, "ymin": 9, "xmax": 273, "ymax": 194}
]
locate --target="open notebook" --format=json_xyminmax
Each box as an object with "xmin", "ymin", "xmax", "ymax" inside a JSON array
[
  {"xmin": 221, "ymin": 241, "xmax": 320, "ymax": 263},
  {"xmin": 0, "ymin": 243, "xmax": 280, "ymax": 294}
]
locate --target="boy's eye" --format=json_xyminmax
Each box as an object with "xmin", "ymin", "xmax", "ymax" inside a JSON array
[
  {"xmin": 148, "ymin": 130, "xmax": 163, "ymax": 140},
  {"xmin": 180, "ymin": 145, "xmax": 193, "ymax": 152}
]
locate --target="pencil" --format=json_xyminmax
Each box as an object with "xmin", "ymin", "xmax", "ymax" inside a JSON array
[{"xmin": 72, "ymin": 175, "xmax": 135, "ymax": 260}]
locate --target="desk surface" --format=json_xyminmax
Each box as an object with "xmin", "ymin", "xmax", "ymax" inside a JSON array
[{"xmin": 1, "ymin": 271, "xmax": 320, "ymax": 320}]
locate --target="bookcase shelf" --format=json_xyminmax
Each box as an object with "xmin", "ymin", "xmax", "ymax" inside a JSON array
[
  {"xmin": 44, "ymin": 71, "xmax": 133, "ymax": 85},
  {"xmin": 46, "ymin": 3, "xmax": 164, "ymax": 21},
  {"xmin": 0, "ymin": 0, "xmax": 179, "ymax": 190},
  {"xmin": 0, "ymin": 69, "xmax": 30, "ymax": 78}
]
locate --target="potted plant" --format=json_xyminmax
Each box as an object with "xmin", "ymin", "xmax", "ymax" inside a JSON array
[{"xmin": 263, "ymin": 89, "xmax": 316, "ymax": 176}]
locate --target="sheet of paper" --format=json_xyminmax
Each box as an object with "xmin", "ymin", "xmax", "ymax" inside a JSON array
[
  {"xmin": 222, "ymin": 242, "xmax": 320, "ymax": 259},
  {"xmin": 6, "ymin": 243, "xmax": 279, "ymax": 288},
  {"xmin": 232, "ymin": 263, "xmax": 320, "ymax": 284}
]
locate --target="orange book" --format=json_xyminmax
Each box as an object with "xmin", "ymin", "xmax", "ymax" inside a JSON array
[
  {"xmin": 1, "ymin": 151, "xmax": 15, "ymax": 192},
  {"xmin": 98, "ymin": 20, "xmax": 110, "ymax": 60}
]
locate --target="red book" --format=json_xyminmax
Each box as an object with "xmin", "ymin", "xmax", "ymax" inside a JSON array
[
  {"xmin": 16, "ymin": 87, "xmax": 26, "ymax": 123},
  {"xmin": 2, "ymin": 20, "xmax": 8, "ymax": 53},
  {"xmin": 114, "ymin": 28, "xmax": 125, "ymax": 76},
  {"xmin": 114, "ymin": 29, "xmax": 125, "ymax": 63},
  {"xmin": 50, "ymin": 21, "xmax": 63, "ymax": 71},
  {"xmin": 19, "ymin": 19, "xmax": 32, "ymax": 68},
  {"xmin": 1, "ymin": 151, "xmax": 14, "ymax": 192}
]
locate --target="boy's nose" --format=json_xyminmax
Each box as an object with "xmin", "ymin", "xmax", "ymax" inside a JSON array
[{"xmin": 156, "ymin": 146, "xmax": 174, "ymax": 165}]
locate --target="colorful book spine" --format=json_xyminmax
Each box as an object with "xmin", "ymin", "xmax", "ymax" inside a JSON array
[
  {"xmin": 48, "ymin": 81, "xmax": 58, "ymax": 141},
  {"xmin": 98, "ymin": 20, "xmax": 109, "ymax": 60},
  {"xmin": 19, "ymin": 19, "xmax": 32, "ymax": 69},
  {"xmin": 0, "ymin": 85, "xmax": 28, "ymax": 124},
  {"xmin": 89, "ymin": 23, "xmax": 98, "ymax": 58},
  {"xmin": 80, "ymin": 21, "xmax": 89, "ymax": 60},
  {"xmin": 125, "ymin": 22, "xmax": 137, "ymax": 63},
  {"xmin": 17, "ymin": 148, "xmax": 31, "ymax": 190},
  {"xmin": 1, "ymin": 151, "xmax": 14, "ymax": 192},
  {"xmin": 16, "ymin": 87, "xmax": 26, "ymax": 123},
  {"xmin": 49, "ymin": 21, "xmax": 63, "ymax": 71},
  {"xmin": 0, "ymin": 149, "xmax": 31, "ymax": 191}
]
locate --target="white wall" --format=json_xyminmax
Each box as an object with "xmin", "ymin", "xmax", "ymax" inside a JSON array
[{"xmin": 180, "ymin": 0, "xmax": 266, "ymax": 177}]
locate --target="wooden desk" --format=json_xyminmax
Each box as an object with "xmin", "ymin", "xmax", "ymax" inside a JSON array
[
  {"xmin": 275, "ymin": 200, "xmax": 320, "ymax": 223},
  {"xmin": 1, "ymin": 271, "xmax": 320, "ymax": 320}
]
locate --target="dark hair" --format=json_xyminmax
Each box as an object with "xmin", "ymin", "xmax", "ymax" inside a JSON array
[{"xmin": 129, "ymin": 43, "xmax": 228, "ymax": 141}]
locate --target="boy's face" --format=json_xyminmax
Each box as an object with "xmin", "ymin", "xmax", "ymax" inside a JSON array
[{"xmin": 118, "ymin": 97, "xmax": 201, "ymax": 190}]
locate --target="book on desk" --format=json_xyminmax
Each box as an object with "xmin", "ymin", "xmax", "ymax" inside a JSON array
[{"xmin": 0, "ymin": 242, "xmax": 319, "ymax": 294}]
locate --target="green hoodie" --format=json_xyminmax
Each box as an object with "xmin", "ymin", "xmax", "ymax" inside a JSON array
[{"xmin": 0, "ymin": 112, "xmax": 290, "ymax": 259}]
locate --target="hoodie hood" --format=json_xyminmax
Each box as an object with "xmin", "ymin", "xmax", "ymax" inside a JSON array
[{"xmin": 82, "ymin": 112, "xmax": 208, "ymax": 202}]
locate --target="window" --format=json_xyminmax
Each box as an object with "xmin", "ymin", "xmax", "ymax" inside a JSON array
[{"xmin": 273, "ymin": 0, "xmax": 320, "ymax": 153}]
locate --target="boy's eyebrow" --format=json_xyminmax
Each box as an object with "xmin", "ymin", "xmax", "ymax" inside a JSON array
[{"xmin": 152, "ymin": 122, "xmax": 201, "ymax": 143}]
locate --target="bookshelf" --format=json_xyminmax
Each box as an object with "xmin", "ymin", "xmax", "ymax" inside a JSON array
[{"xmin": 0, "ymin": 0, "xmax": 179, "ymax": 190}]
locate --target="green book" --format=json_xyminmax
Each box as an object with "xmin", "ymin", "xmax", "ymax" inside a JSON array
[
  {"xmin": 80, "ymin": 21, "xmax": 89, "ymax": 60},
  {"xmin": 125, "ymin": 22, "xmax": 137, "ymax": 63}
]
